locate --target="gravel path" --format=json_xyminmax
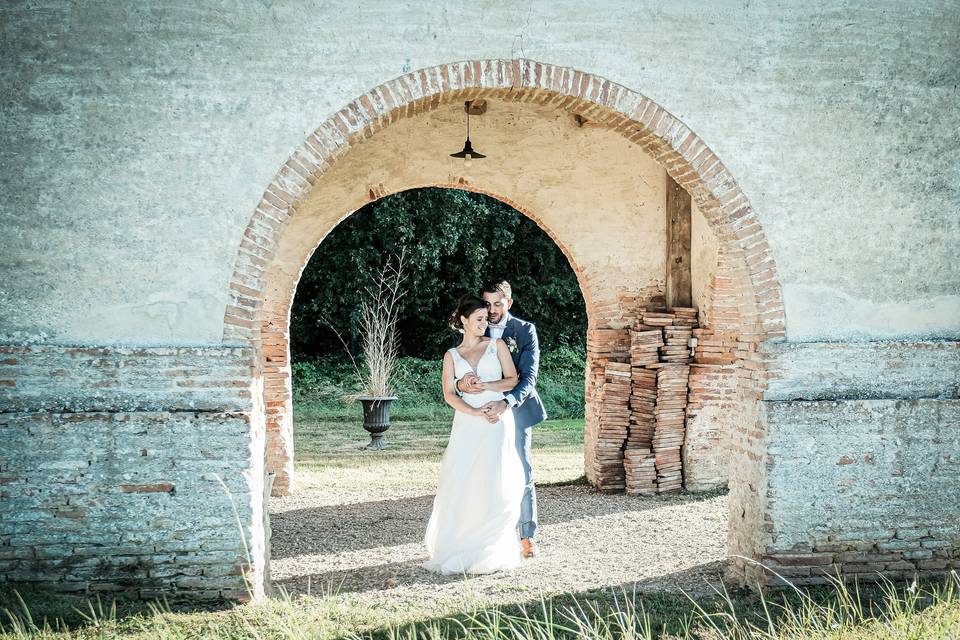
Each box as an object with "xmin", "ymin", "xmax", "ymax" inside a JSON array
[{"xmin": 268, "ymin": 473, "xmax": 729, "ymax": 616}]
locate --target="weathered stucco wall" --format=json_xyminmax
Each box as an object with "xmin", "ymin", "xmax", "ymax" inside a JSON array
[
  {"xmin": 762, "ymin": 399, "xmax": 960, "ymax": 586},
  {"xmin": 1, "ymin": 1, "xmax": 957, "ymax": 345},
  {"xmin": 265, "ymin": 100, "xmax": 671, "ymax": 326},
  {"xmin": 0, "ymin": 347, "xmax": 268, "ymax": 600}
]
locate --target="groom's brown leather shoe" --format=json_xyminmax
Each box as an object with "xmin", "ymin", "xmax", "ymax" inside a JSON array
[{"xmin": 521, "ymin": 538, "xmax": 539, "ymax": 558}]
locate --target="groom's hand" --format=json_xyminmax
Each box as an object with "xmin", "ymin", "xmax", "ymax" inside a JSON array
[{"xmin": 482, "ymin": 400, "xmax": 508, "ymax": 418}]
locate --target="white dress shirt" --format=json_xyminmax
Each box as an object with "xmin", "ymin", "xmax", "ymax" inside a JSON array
[{"xmin": 487, "ymin": 312, "xmax": 510, "ymax": 340}]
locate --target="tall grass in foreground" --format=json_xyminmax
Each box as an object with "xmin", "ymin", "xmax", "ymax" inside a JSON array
[
  {"xmin": 3, "ymin": 572, "xmax": 958, "ymax": 639},
  {"xmin": 367, "ymin": 573, "xmax": 960, "ymax": 640}
]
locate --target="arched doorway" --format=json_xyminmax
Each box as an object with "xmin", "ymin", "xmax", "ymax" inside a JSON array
[
  {"xmin": 224, "ymin": 59, "xmax": 786, "ymax": 596},
  {"xmin": 270, "ymin": 186, "xmax": 603, "ymax": 600}
]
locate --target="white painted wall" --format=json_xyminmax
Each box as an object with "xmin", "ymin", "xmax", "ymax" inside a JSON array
[{"xmin": 1, "ymin": 1, "xmax": 957, "ymax": 344}]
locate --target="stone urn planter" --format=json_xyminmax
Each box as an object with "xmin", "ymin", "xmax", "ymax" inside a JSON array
[
  {"xmin": 358, "ymin": 395, "xmax": 398, "ymax": 450},
  {"xmin": 331, "ymin": 250, "xmax": 407, "ymax": 451}
]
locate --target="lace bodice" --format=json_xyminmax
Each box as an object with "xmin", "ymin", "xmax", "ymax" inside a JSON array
[{"xmin": 449, "ymin": 339, "xmax": 506, "ymax": 408}]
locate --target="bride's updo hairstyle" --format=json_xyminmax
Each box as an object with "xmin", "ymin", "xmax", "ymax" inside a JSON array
[{"xmin": 450, "ymin": 294, "xmax": 488, "ymax": 332}]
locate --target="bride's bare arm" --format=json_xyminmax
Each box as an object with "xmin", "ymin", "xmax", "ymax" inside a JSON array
[
  {"xmin": 481, "ymin": 340, "xmax": 519, "ymax": 392},
  {"xmin": 442, "ymin": 352, "xmax": 485, "ymax": 416}
]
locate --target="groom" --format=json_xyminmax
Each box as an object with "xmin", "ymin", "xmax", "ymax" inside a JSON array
[{"xmin": 456, "ymin": 280, "xmax": 547, "ymax": 558}]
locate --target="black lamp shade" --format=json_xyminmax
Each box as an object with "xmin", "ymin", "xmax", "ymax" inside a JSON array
[{"xmin": 450, "ymin": 137, "xmax": 486, "ymax": 159}]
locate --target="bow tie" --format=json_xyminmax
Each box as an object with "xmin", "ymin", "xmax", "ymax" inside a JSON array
[{"xmin": 489, "ymin": 322, "xmax": 507, "ymax": 330}]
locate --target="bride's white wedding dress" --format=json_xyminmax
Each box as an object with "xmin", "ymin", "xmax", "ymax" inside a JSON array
[{"xmin": 422, "ymin": 338, "xmax": 525, "ymax": 575}]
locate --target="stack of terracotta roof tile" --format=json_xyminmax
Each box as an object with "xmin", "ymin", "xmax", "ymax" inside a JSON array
[
  {"xmin": 587, "ymin": 361, "xmax": 631, "ymax": 491},
  {"xmin": 584, "ymin": 328, "xmax": 631, "ymax": 491},
  {"xmin": 651, "ymin": 363, "xmax": 690, "ymax": 493},
  {"xmin": 669, "ymin": 307, "xmax": 699, "ymax": 326},
  {"xmin": 622, "ymin": 306, "xmax": 701, "ymax": 496},
  {"xmin": 586, "ymin": 328, "xmax": 631, "ymax": 361},
  {"xmin": 627, "ymin": 366, "xmax": 657, "ymax": 449},
  {"xmin": 625, "ymin": 350, "xmax": 657, "ymax": 497},
  {"xmin": 629, "ymin": 329, "xmax": 662, "ymax": 367},
  {"xmin": 638, "ymin": 310, "xmax": 675, "ymax": 328},
  {"xmin": 623, "ymin": 448, "xmax": 657, "ymax": 495},
  {"xmin": 660, "ymin": 326, "xmax": 694, "ymax": 363}
]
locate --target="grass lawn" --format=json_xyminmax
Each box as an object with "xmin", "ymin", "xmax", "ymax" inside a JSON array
[
  {"xmin": 291, "ymin": 400, "xmax": 587, "ymax": 500},
  {"xmin": 3, "ymin": 406, "xmax": 960, "ymax": 638}
]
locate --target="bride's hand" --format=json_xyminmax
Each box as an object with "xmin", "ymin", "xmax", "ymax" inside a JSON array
[{"xmin": 460, "ymin": 373, "xmax": 484, "ymax": 394}]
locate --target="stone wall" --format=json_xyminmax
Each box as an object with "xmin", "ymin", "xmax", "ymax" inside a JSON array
[
  {"xmin": 0, "ymin": 347, "xmax": 268, "ymax": 600},
  {"xmin": 752, "ymin": 341, "xmax": 960, "ymax": 587},
  {"xmin": 0, "ymin": 346, "xmax": 255, "ymax": 412},
  {"xmin": 761, "ymin": 399, "xmax": 960, "ymax": 586}
]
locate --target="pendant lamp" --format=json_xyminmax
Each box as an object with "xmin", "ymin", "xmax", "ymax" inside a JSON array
[{"xmin": 450, "ymin": 100, "xmax": 486, "ymax": 167}]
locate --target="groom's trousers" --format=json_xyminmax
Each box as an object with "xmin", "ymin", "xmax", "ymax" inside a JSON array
[{"xmin": 515, "ymin": 424, "xmax": 538, "ymax": 539}]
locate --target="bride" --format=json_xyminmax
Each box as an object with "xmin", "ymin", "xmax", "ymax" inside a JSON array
[{"xmin": 422, "ymin": 294, "xmax": 526, "ymax": 575}]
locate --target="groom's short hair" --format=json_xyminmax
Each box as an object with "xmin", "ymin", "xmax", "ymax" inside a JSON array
[{"xmin": 483, "ymin": 279, "xmax": 512, "ymax": 300}]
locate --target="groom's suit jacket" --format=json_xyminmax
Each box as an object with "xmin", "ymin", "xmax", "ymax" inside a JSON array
[{"xmin": 485, "ymin": 314, "xmax": 547, "ymax": 430}]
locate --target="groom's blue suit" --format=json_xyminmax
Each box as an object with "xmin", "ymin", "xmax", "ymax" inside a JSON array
[{"xmin": 485, "ymin": 313, "xmax": 546, "ymax": 540}]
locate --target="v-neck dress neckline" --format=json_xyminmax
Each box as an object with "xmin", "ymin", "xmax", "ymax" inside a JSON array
[{"xmin": 454, "ymin": 339, "xmax": 495, "ymax": 374}]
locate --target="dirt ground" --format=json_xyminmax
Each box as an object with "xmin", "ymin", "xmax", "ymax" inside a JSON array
[{"xmin": 267, "ymin": 427, "xmax": 729, "ymax": 620}]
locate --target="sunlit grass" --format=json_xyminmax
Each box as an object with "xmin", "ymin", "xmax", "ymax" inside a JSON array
[
  {"xmin": 290, "ymin": 413, "xmax": 587, "ymax": 498},
  {"xmin": 294, "ymin": 409, "xmax": 586, "ymax": 461},
  {"xmin": 291, "ymin": 347, "xmax": 587, "ymax": 423},
  {"xmin": 4, "ymin": 572, "xmax": 959, "ymax": 639}
]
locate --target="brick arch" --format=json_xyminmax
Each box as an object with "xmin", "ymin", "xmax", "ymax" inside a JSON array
[
  {"xmin": 224, "ymin": 59, "xmax": 784, "ymax": 348},
  {"xmin": 226, "ymin": 59, "xmax": 786, "ymax": 584}
]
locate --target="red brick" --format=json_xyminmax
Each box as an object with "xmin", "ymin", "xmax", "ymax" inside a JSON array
[{"xmin": 121, "ymin": 483, "xmax": 175, "ymax": 494}]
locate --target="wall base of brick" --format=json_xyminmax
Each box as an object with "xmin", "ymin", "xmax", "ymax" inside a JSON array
[
  {"xmin": 0, "ymin": 346, "xmax": 268, "ymax": 601},
  {"xmin": 750, "ymin": 398, "xmax": 960, "ymax": 588},
  {"xmin": 0, "ymin": 409, "xmax": 268, "ymax": 601},
  {"xmin": 727, "ymin": 341, "xmax": 960, "ymax": 588}
]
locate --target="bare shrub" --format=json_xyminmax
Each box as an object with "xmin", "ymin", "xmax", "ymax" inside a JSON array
[{"xmin": 329, "ymin": 248, "xmax": 408, "ymax": 399}]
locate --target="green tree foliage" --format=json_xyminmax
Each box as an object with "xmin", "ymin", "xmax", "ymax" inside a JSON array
[{"xmin": 290, "ymin": 187, "xmax": 587, "ymax": 359}]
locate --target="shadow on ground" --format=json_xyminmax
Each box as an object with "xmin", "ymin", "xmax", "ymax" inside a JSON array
[
  {"xmin": 352, "ymin": 563, "xmax": 737, "ymax": 639},
  {"xmin": 282, "ymin": 565, "xmax": 950, "ymax": 640},
  {"xmin": 272, "ymin": 557, "xmax": 728, "ymax": 599},
  {"xmin": 269, "ymin": 484, "xmax": 725, "ymax": 559}
]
